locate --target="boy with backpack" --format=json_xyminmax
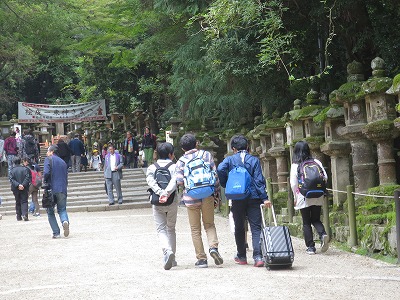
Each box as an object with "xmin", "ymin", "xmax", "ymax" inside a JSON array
[
  {"xmin": 175, "ymin": 133, "xmax": 223, "ymax": 268},
  {"xmin": 146, "ymin": 142, "xmax": 178, "ymax": 270},
  {"xmin": 217, "ymin": 135, "xmax": 271, "ymax": 267}
]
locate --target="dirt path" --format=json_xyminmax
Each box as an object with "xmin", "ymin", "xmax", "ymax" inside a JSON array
[{"xmin": 0, "ymin": 207, "xmax": 399, "ymax": 300}]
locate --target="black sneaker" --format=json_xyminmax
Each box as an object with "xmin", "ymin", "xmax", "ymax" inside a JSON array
[
  {"xmin": 23, "ymin": 215, "xmax": 29, "ymax": 221},
  {"xmin": 209, "ymin": 248, "xmax": 223, "ymax": 265},
  {"xmin": 194, "ymin": 259, "xmax": 208, "ymax": 268},
  {"xmin": 306, "ymin": 246, "xmax": 316, "ymax": 255}
]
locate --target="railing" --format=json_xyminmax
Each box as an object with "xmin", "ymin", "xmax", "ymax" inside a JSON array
[{"xmin": 264, "ymin": 179, "xmax": 400, "ymax": 264}]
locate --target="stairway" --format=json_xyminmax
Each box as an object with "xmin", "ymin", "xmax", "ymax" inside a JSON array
[{"xmin": 0, "ymin": 168, "xmax": 151, "ymax": 216}]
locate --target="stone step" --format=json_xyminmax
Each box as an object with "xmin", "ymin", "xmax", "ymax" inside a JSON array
[{"xmin": 0, "ymin": 166, "xmax": 151, "ymax": 215}]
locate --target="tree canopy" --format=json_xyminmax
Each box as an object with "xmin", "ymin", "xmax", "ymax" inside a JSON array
[{"xmin": 1, "ymin": 0, "xmax": 399, "ymax": 131}]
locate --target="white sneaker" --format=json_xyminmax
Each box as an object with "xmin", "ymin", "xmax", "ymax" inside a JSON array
[
  {"xmin": 163, "ymin": 250, "xmax": 175, "ymax": 270},
  {"xmin": 321, "ymin": 235, "xmax": 329, "ymax": 253}
]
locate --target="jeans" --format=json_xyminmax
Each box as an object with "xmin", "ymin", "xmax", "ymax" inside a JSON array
[
  {"xmin": 71, "ymin": 155, "xmax": 81, "ymax": 173},
  {"xmin": 7, "ymin": 154, "xmax": 16, "ymax": 175},
  {"xmin": 300, "ymin": 205, "xmax": 326, "ymax": 247},
  {"xmin": 152, "ymin": 199, "xmax": 178, "ymax": 254},
  {"xmin": 46, "ymin": 192, "xmax": 69, "ymax": 236},
  {"xmin": 186, "ymin": 196, "xmax": 219, "ymax": 260},
  {"xmin": 231, "ymin": 198, "xmax": 263, "ymax": 259}
]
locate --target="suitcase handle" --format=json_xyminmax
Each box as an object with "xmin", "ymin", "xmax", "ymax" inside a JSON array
[{"xmin": 260, "ymin": 203, "xmax": 277, "ymax": 227}]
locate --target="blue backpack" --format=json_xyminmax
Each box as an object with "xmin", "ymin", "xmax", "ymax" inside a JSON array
[
  {"xmin": 225, "ymin": 154, "xmax": 252, "ymax": 200},
  {"xmin": 182, "ymin": 150, "xmax": 216, "ymax": 199}
]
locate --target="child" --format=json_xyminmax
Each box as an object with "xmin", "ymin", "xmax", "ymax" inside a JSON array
[
  {"xmin": 90, "ymin": 149, "xmax": 102, "ymax": 171},
  {"xmin": 217, "ymin": 134, "xmax": 271, "ymax": 267},
  {"xmin": 175, "ymin": 133, "xmax": 223, "ymax": 268},
  {"xmin": 290, "ymin": 140, "xmax": 329, "ymax": 254},
  {"xmin": 146, "ymin": 142, "xmax": 178, "ymax": 270}
]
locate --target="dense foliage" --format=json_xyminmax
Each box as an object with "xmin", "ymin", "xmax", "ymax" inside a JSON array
[{"xmin": 1, "ymin": 0, "xmax": 400, "ymax": 132}]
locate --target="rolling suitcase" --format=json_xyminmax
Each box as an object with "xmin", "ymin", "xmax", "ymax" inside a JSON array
[{"xmin": 260, "ymin": 204, "xmax": 294, "ymax": 270}]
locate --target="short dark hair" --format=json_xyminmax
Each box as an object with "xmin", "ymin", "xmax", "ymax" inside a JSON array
[
  {"xmin": 157, "ymin": 142, "xmax": 174, "ymax": 159},
  {"xmin": 74, "ymin": 133, "xmax": 79, "ymax": 138},
  {"xmin": 292, "ymin": 141, "xmax": 312, "ymax": 164},
  {"xmin": 22, "ymin": 157, "xmax": 30, "ymax": 164},
  {"xmin": 10, "ymin": 131, "xmax": 16, "ymax": 137},
  {"xmin": 48, "ymin": 145, "xmax": 58, "ymax": 153},
  {"xmin": 230, "ymin": 135, "xmax": 248, "ymax": 151},
  {"xmin": 180, "ymin": 134, "xmax": 197, "ymax": 151},
  {"xmin": 13, "ymin": 157, "xmax": 21, "ymax": 165}
]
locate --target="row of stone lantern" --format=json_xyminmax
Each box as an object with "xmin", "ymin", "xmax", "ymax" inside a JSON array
[{"xmin": 223, "ymin": 57, "xmax": 400, "ymax": 207}]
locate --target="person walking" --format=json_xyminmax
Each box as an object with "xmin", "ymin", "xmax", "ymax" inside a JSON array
[
  {"xmin": 123, "ymin": 131, "xmax": 139, "ymax": 168},
  {"xmin": 175, "ymin": 133, "xmax": 223, "ymax": 268},
  {"xmin": 22, "ymin": 130, "xmax": 40, "ymax": 164},
  {"xmin": 57, "ymin": 138, "xmax": 72, "ymax": 166},
  {"xmin": 146, "ymin": 142, "xmax": 178, "ymax": 270},
  {"xmin": 142, "ymin": 126, "xmax": 156, "ymax": 168},
  {"xmin": 68, "ymin": 133, "xmax": 85, "ymax": 172},
  {"xmin": 104, "ymin": 144, "xmax": 124, "ymax": 205},
  {"xmin": 290, "ymin": 140, "xmax": 329, "ymax": 255},
  {"xmin": 217, "ymin": 135, "xmax": 271, "ymax": 267},
  {"xmin": 4, "ymin": 132, "xmax": 19, "ymax": 175},
  {"xmin": 9, "ymin": 157, "xmax": 31, "ymax": 221},
  {"xmin": 25, "ymin": 160, "xmax": 42, "ymax": 217},
  {"xmin": 43, "ymin": 145, "xmax": 70, "ymax": 239}
]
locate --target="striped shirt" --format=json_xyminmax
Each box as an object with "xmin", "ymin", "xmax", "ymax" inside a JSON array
[{"xmin": 175, "ymin": 149, "xmax": 220, "ymax": 206}]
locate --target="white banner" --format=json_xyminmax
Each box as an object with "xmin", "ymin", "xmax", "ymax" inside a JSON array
[{"xmin": 18, "ymin": 100, "xmax": 107, "ymax": 123}]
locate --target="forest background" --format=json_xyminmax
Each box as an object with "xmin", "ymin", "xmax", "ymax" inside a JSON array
[{"xmin": 1, "ymin": 0, "xmax": 400, "ymax": 132}]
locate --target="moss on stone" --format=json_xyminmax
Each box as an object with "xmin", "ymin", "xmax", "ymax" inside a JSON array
[
  {"xmin": 289, "ymin": 105, "xmax": 324, "ymax": 121},
  {"xmin": 334, "ymin": 81, "xmax": 363, "ymax": 104},
  {"xmin": 363, "ymin": 119, "xmax": 394, "ymax": 135},
  {"xmin": 264, "ymin": 118, "xmax": 286, "ymax": 129},
  {"xmin": 393, "ymin": 74, "xmax": 400, "ymax": 90},
  {"xmin": 358, "ymin": 77, "xmax": 393, "ymax": 98}
]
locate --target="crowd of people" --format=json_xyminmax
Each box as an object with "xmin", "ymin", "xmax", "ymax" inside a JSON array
[{"xmin": 1, "ymin": 127, "xmax": 330, "ymax": 270}]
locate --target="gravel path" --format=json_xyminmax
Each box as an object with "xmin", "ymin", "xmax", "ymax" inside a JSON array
[{"xmin": 1, "ymin": 207, "xmax": 399, "ymax": 300}]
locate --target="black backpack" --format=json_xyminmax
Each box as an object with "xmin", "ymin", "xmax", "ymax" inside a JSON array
[
  {"xmin": 148, "ymin": 162, "xmax": 176, "ymax": 206},
  {"xmin": 297, "ymin": 159, "xmax": 327, "ymax": 198},
  {"xmin": 24, "ymin": 136, "xmax": 36, "ymax": 155}
]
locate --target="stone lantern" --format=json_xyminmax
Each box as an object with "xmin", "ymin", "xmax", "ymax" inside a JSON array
[
  {"xmin": 0, "ymin": 114, "xmax": 12, "ymax": 137},
  {"xmin": 335, "ymin": 61, "xmax": 377, "ymax": 192},
  {"xmin": 361, "ymin": 57, "xmax": 398, "ymax": 185},
  {"xmin": 198, "ymin": 133, "xmax": 219, "ymax": 162},
  {"xmin": 320, "ymin": 103, "xmax": 351, "ymax": 205},
  {"xmin": 267, "ymin": 119, "xmax": 289, "ymax": 192},
  {"xmin": 257, "ymin": 124, "xmax": 277, "ymax": 190}
]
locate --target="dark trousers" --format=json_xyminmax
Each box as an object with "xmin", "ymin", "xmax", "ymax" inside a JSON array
[
  {"xmin": 231, "ymin": 198, "xmax": 263, "ymax": 259},
  {"xmin": 125, "ymin": 152, "xmax": 138, "ymax": 168},
  {"xmin": 300, "ymin": 205, "xmax": 326, "ymax": 247},
  {"xmin": 13, "ymin": 189, "xmax": 29, "ymax": 218}
]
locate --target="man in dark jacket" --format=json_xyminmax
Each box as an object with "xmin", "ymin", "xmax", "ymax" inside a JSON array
[
  {"xmin": 9, "ymin": 157, "xmax": 31, "ymax": 221},
  {"xmin": 68, "ymin": 133, "xmax": 85, "ymax": 173},
  {"xmin": 43, "ymin": 145, "xmax": 70, "ymax": 238},
  {"xmin": 217, "ymin": 135, "xmax": 271, "ymax": 268}
]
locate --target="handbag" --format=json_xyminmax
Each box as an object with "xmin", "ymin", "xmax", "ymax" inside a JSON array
[
  {"xmin": 41, "ymin": 156, "xmax": 55, "ymax": 208},
  {"xmin": 42, "ymin": 188, "xmax": 55, "ymax": 208}
]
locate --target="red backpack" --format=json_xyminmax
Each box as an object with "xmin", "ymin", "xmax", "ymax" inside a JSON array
[{"xmin": 31, "ymin": 169, "xmax": 43, "ymax": 189}]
